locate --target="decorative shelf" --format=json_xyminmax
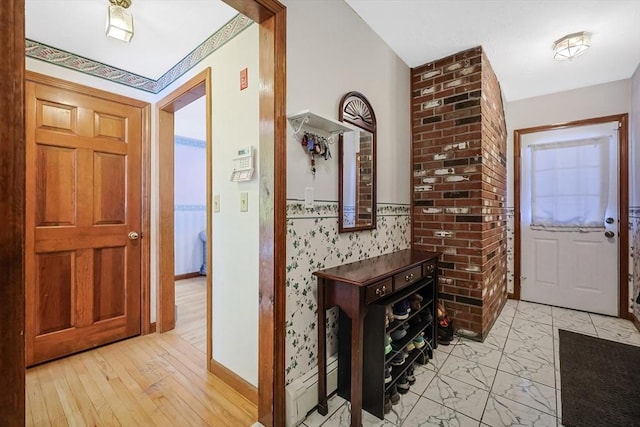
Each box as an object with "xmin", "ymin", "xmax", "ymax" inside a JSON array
[{"xmin": 287, "ymin": 110, "xmax": 354, "ymax": 143}]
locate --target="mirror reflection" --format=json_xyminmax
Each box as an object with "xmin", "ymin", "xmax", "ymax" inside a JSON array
[{"xmin": 338, "ymin": 92, "xmax": 377, "ymax": 232}]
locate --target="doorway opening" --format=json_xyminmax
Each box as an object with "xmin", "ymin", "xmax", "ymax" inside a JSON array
[{"xmin": 513, "ymin": 114, "xmax": 629, "ymax": 318}]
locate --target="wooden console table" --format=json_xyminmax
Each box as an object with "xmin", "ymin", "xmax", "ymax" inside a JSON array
[{"xmin": 313, "ymin": 249, "xmax": 439, "ymax": 427}]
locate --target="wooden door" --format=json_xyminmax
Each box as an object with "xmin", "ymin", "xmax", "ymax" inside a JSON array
[{"xmin": 25, "ymin": 75, "xmax": 143, "ymax": 366}]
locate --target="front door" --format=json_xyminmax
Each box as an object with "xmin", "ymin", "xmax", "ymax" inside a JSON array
[
  {"xmin": 25, "ymin": 75, "xmax": 143, "ymax": 365},
  {"xmin": 520, "ymin": 121, "xmax": 619, "ymax": 315}
]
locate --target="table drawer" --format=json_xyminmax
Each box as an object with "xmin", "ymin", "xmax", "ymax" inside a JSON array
[
  {"xmin": 394, "ymin": 266, "xmax": 423, "ymax": 291},
  {"xmin": 365, "ymin": 278, "xmax": 392, "ymax": 304},
  {"xmin": 423, "ymin": 260, "xmax": 437, "ymax": 277}
]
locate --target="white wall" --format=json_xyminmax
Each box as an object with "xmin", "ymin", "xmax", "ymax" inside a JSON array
[{"xmin": 283, "ymin": 0, "xmax": 410, "ymax": 204}]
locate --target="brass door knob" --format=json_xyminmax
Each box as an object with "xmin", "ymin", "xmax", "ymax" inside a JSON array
[
  {"xmin": 604, "ymin": 230, "xmax": 615, "ymax": 238},
  {"xmin": 128, "ymin": 231, "xmax": 140, "ymax": 240}
]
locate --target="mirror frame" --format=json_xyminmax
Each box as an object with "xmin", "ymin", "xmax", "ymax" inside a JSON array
[{"xmin": 338, "ymin": 91, "xmax": 377, "ymax": 233}]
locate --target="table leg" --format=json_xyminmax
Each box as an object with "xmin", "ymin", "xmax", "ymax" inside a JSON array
[
  {"xmin": 349, "ymin": 313, "xmax": 364, "ymax": 427},
  {"xmin": 317, "ymin": 278, "xmax": 328, "ymax": 415}
]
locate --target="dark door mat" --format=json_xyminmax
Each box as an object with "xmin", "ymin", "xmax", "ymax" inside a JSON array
[{"xmin": 559, "ymin": 329, "xmax": 640, "ymax": 427}]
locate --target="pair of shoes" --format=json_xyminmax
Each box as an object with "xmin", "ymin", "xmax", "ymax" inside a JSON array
[
  {"xmin": 406, "ymin": 341, "xmax": 415, "ymax": 352},
  {"xmin": 390, "ymin": 327, "xmax": 407, "ymax": 341},
  {"xmin": 388, "ymin": 384, "xmax": 400, "ymax": 404},
  {"xmin": 384, "ymin": 392, "xmax": 392, "ymax": 414},
  {"xmin": 393, "ymin": 299, "xmax": 411, "ymax": 320},
  {"xmin": 437, "ymin": 302, "xmax": 454, "ymax": 345},
  {"xmin": 384, "ymin": 366, "xmax": 392, "ymax": 384},
  {"xmin": 385, "ymin": 305, "xmax": 395, "ymax": 328},
  {"xmin": 409, "ymin": 293, "xmax": 423, "ymax": 312},
  {"xmin": 384, "ymin": 335, "xmax": 393, "ymax": 354},
  {"xmin": 397, "ymin": 372, "xmax": 410, "ymax": 394}
]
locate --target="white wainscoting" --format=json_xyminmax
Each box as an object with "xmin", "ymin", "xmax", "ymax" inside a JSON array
[{"xmin": 174, "ymin": 205, "xmax": 206, "ymax": 276}]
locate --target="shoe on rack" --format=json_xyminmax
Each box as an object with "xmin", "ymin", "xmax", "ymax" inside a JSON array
[
  {"xmin": 386, "ymin": 305, "xmax": 395, "ymax": 328},
  {"xmin": 384, "ymin": 392, "xmax": 392, "ymax": 414},
  {"xmin": 390, "ymin": 352, "xmax": 406, "ymax": 366},
  {"xmin": 413, "ymin": 333, "xmax": 426, "ymax": 349},
  {"xmin": 409, "ymin": 312, "xmax": 423, "ymax": 326},
  {"xmin": 406, "ymin": 341, "xmax": 415, "ymax": 352},
  {"xmin": 397, "ymin": 372, "xmax": 410, "ymax": 394},
  {"xmin": 384, "ymin": 334, "xmax": 393, "ymax": 355},
  {"xmin": 388, "ymin": 384, "xmax": 400, "ymax": 404},
  {"xmin": 384, "ymin": 366, "xmax": 392, "ymax": 384},
  {"xmin": 422, "ymin": 311, "xmax": 434, "ymax": 325},
  {"xmin": 406, "ymin": 365, "xmax": 416, "ymax": 385},
  {"xmin": 409, "ymin": 293, "xmax": 423, "ymax": 312},
  {"xmin": 390, "ymin": 327, "xmax": 407, "ymax": 341},
  {"xmin": 392, "ymin": 299, "xmax": 411, "ymax": 320}
]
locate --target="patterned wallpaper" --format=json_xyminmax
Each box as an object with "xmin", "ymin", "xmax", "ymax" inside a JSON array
[
  {"xmin": 25, "ymin": 14, "xmax": 253, "ymax": 94},
  {"xmin": 285, "ymin": 200, "xmax": 410, "ymax": 385}
]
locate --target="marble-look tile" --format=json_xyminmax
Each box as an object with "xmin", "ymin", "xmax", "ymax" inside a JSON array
[
  {"xmin": 518, "ymin": 301, "xmax": 553, "ymax": 315},
  {"xmin": 402, "ymin": 397, "xmax": 480, "ymax": 427},
  {"xmin": 498, "ymin": 354, "xmax": 555, "ymax": 388},
  {"xmin": 552, "ymin": 317, "xmax": 597, "ymax": 335},
  {"xmin": 503, "ymin": 336, "xmax": 554, "ymax": 365},
  {"xmin": 438, "ymin": 354, "xmax": 497, "ymax": 391},
  {"xmin": 488, "ymin": 321, "xmax": 511, "ymax": 339},
  {"xmin": 435, "ymin": 336, "xmax": 460, "ymax": 354},
  {"xmin": 510, "ymin": 319, "xmax": 553, "ymax": 349},
  {"xmin": 451, "ymin": 339, "xmax": 503, "ymax": 369},
  {"xmin": 551, "ymin": 307, "xmax": 591, "ymax": 323},
  {"xmin": 491, "ymin": 371, "xmax": 556, "ymax": 416},
  {"xmin": 423, "ymin": 374, "xmax": 490, "ymax": 421},
  {"xmin": 499, "ymin": 304, "xmax": 517, "ymax": 319},
  {"xmin": 319, "ymin": 402, "xmax": 396, "ymax": 427},
  {"xmin": 515, "ymin": 309, "xmax": 553, "ymax": 326},
  {"xmin": 595, "ymin": 326, "xmax": 640, "ymax": 346},
  {"xmin": 482, "ymin": 394, "xmax": 557, "ymax": 427},
  {"xmin": 385, "ymin": 390, "xmax": 419, "ymax": 425},
  {"xmin": 589, "ymin": 313, "xmax": 637, "ymax": 332},
  {"xmin": 424, "ymin": 348, "xmax": 450, "ymax": 372},
  {"xmin": 505, "ymin": 299, "xmax": 519, "ymax": 309},
  {"xmin": 410, "ymin": 364, "xmax": 437, "ymax": 396},
  {"xmin": 303, "ymin": 394, "xmax": 347, "ymax": 427}
]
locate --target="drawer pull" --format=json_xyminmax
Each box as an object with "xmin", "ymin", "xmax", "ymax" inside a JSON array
[
  {"xmin": 426, "ymin": 264, "xmax": 435, "ymax": 273},
  {"xmin": 375, "ymin": 285, "xmax": 387, "ymax": 296},
  {"xmin": 404, "ymin": 273, "xmax": 414, "ymax": 282}
]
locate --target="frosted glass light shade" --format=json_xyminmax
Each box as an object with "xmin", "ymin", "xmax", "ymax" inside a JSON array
[
  {"xmin": 106, "ymin": 5, "xmax": 134, "ymax": 43},
  {"xmin": 553, "ymin": 31, "xmax": 591, "ymax": 61}
]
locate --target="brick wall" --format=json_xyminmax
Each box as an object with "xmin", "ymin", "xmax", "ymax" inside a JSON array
[{"xmin": 410, "ymin": 46, "xmax": 507, "ymax": 339}]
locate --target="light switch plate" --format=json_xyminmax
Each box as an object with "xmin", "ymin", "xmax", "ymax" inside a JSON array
[
  {"xmin": 240, "ymin": 192, "xmax": 248, "ymax": 212},
  {"xmin": 304, "ymin": 187, "xmax": 314, "ymax": 208},
  {"xmin": 213, "ymin": 194, "xmax": 220, "ymax": 213}
]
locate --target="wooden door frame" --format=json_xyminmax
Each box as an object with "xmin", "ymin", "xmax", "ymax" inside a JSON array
[
  {"xmin": 0, "ymin": 0, "xmax": 25, "ymax": 423},
  {"xmin": 157, "ymin": 1, "xmax": 287, "ymax": 425},
  {"xmin": 512, "ymin": 114, "xmax": 630, "ymax": 318}
]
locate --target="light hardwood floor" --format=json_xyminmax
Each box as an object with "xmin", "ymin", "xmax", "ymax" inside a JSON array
[
  {"xmin": 174, "ymin": 277, "xmax": 207, "ymax": 353},
  {"xmin": 26, "ymin": 276, "xmax": 256, "ymax": 426}
]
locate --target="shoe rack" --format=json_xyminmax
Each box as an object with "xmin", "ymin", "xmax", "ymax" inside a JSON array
[{"xmin": 335, "ymin": 258, "xmax": 438, "ymax": 420}]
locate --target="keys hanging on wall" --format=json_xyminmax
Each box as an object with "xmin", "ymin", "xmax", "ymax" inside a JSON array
[{"xmin": 301, "ymin": 132, "xmax": 331, "ymax": 176}]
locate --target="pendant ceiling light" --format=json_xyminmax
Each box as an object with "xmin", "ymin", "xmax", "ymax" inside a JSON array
[
  {"xmin": 106, "ymin": 0, "xmax": 134, "ymax": 43},
  {"xmin": 553, "ymin": 31, "xmax": 591, "ymax": 61}
]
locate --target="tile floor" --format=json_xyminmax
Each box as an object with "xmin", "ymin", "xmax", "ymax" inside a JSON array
[{"xmin": 301, "ymin": 299, "xmax": 640, "ymax": 427}]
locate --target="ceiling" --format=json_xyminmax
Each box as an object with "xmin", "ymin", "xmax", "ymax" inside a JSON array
[
  {"xmin": 26, "ymin": 1, "xmax": 640, "ymax": 102},
  {"xmin": 345, "ymin": 0, "xmax": 640, "ymax": 101},
  {"xmin": 26, "ymin": 0, "xmax": 237, "ymax": 80}
]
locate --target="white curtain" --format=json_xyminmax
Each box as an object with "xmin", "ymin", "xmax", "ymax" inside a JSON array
[{"xmin": 530, "ymin": 137, "xmax": 609, "ymax": 229}]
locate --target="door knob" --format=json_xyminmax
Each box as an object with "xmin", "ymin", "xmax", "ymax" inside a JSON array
[
  {"xmin": 604, "ymin": 230, "xmax": 615, "ymax": 238},
  {"xmin": 128, "ymin": 231, "xmax": 140, "ymax": 240}
]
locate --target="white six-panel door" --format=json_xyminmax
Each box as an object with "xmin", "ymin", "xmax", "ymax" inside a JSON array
[{"xmin": 520, "ymin": 122, "xmax": 619, "ymax": 316}]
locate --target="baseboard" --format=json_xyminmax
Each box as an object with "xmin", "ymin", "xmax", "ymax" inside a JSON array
[
  {"xmin": 149, "ymin": 322, "xmax": 156, "ymax": 334},
  {"xmin": 209, "ymin": 358, "xmax": 258, "ymax": 405},
  {"xmin": 630, "ymin": 313, "xmax": 640, "ymax": 333},
  {"xmin": 175, "ymin": 272, "xmax": 201, "ymax": 281}
]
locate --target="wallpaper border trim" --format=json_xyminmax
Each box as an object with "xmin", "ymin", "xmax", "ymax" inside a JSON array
[{"xmin": 175, "ymin": 135, "xmax": 206, "ymax": 149}]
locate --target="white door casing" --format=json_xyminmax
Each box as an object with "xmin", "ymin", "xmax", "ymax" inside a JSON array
[{"xmin": 520, "ymin": 122, "xmax": 619, "ymax": 315}]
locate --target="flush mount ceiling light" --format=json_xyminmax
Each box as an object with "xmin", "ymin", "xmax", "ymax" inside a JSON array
[
  {"xmin": 553, "ymin": 31, "xmax": 592, "ymax": 61},
  {"xmin": 106, "ymin": 0, "xmax": 134, "ymax": 43}
]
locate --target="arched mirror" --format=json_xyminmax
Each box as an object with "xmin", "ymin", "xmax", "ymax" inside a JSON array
[{"xmin": 338, "ymin": 91, "xmax": 377, "ymax": 232}]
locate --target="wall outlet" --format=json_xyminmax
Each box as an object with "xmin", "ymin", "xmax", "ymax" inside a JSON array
[
  {"xmin": 304, "ymin": 187, "xmax": 314, "ymax": 208},
  {"xmin": 213, "ymin": 194, "xmax": 220, "ymax": 213},
  {"xmin": 240, "ymin": 192, "xmax": 248, "ymax": 212}
]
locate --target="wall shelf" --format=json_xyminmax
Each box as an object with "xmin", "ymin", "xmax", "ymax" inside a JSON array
[{"xmin": 287, "ymin": 110, "xmax": 353, "ymax": 143}]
